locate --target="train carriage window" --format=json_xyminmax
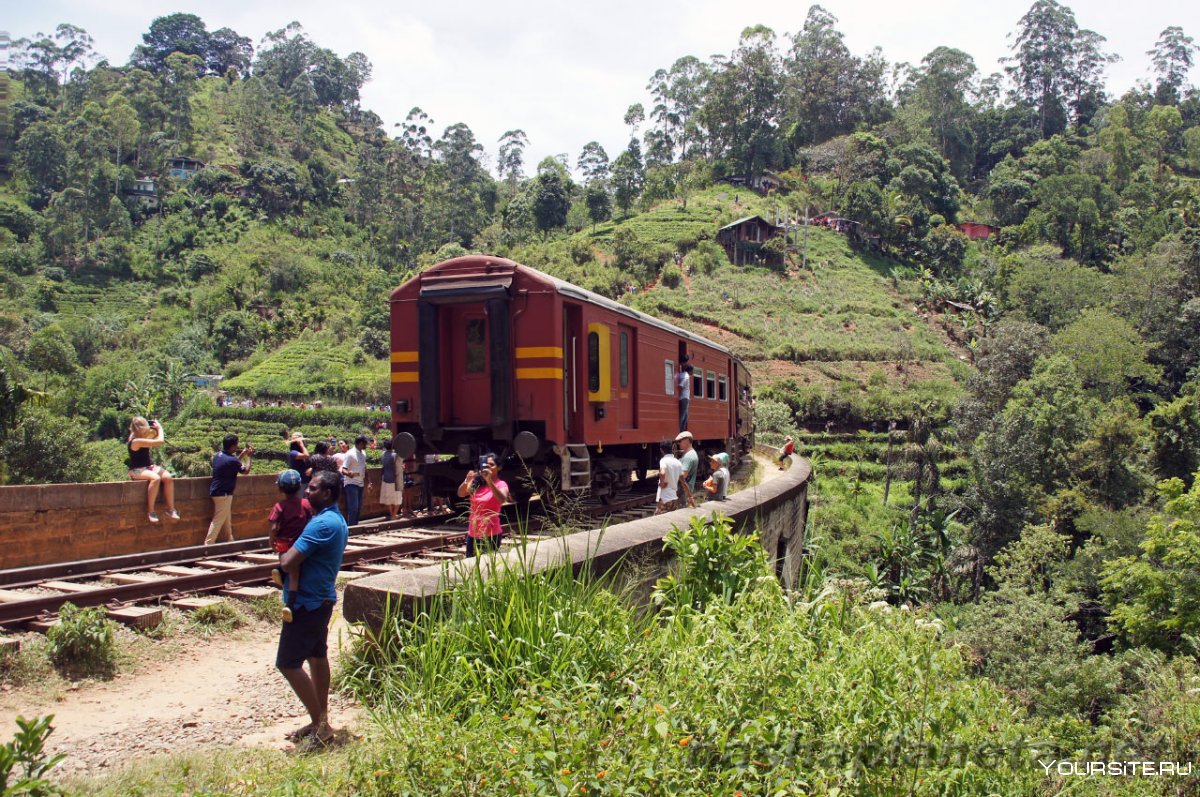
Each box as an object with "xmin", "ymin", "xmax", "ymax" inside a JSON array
[
  {"xmin": 664, "ymin": 360, "xmax": 674, "ymax": 395},
  {"xmin": 706, "ymin": 370, "xmax": 716, "ymax": 399},
  {"xmin": 587, "ymin": 332, "xmax": 600, "ymax": 392},
  {"xmin": 465, "ymin": 319, "xmax": 486, "ymax": 373},
  {"xmin": 619, "ymin": 332, "xmax": 629, "ymax": 388},
  {"xmin": 719, "ymin": 375, "xmax": 728, "ymax": 402},
  {"xmin": 692, "ymin": 369, "xmax": 703, "ymax": 398}
]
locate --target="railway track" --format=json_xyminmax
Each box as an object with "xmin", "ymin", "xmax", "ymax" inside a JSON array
[{"xmin": 0, "ymin": 488, "xmax": 659, "ymax": 629}]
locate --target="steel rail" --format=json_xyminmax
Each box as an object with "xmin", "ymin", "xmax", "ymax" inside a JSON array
[
  {"xmin": 0, "ymin": 530, "xmax": 466, "ymax": 626},
  {"xmin": 0, "ymin": 513, "xmax": 433, "ymax": 589},
  {"xmin": 0, "ymin": 489, "xmax": 658, "ymax": 627}
]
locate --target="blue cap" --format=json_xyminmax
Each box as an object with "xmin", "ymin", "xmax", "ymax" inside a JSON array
[{"xmin": 277, "ymin": 469, "xmax": 302, "ymax": 489}]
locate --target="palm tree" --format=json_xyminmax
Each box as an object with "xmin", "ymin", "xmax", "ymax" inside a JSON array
[
  {"xmin": 153, "ymin": 359, "xmax": 194, "ymax": 416},
  {"xmin": 0, "ymin": 368, "xmax": 45, "ymax": 442}
]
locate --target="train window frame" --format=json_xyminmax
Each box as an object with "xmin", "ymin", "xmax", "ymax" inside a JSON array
[
  {"xmin": 706, "ymin": 370, "xmax": 716, "ymax": 399},
  {"xmin": 465, "ymin": 318, "xmax": 486, "ymax": 373},
  {"xmin": 587, "ymin": 331, "xmax": 600, "ymax": 393},
  {"xmin": 619, "ymin": 331, "xmax": 629, "ymax": 388},
  {"xmin": 664, "ymin": 360, "xmax": 674, "ymax": 395},
  {"xmin": 692, "ymin": 369, "xmax": 703, "ymax": 399},
  {"xmin": 719, "ymin": 374, "xmax": 728, "ymax": 402}
]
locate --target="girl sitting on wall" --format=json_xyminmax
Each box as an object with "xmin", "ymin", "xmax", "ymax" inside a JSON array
[{"xmin": 128, "ymin": 416, "xmax": 180, "ymax": 523}]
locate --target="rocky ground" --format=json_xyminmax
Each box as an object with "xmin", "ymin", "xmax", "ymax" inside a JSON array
[{"xmin": 0, "ymin": 613, "xmax": 360, "ymax": 777}]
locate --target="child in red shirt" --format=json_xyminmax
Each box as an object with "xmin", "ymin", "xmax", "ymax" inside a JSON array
[
  {"xmin": 269, "ymin": 469, "xmax": 313, "ymax": 620},
  {"xmin": 777, "ymin": 436, "xmax": 795, "ymax": 469}
]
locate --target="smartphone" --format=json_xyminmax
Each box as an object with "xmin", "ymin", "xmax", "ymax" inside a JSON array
[{"xmin": 478, "ymin": 455, "xmax": 489, "ymax": 470}]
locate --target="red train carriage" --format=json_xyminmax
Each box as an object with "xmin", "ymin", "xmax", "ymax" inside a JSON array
[{"xmin": 389, "ymin": 256, "xmax": 754, "ymax": 500}]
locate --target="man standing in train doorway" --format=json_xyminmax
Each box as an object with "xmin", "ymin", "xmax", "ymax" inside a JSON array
[{"xmin": 677, "ymin": 356, "xmax": 693, "ymax": 433}]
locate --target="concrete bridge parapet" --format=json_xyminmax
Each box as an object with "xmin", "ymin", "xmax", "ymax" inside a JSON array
[{"xmin": 343, "ymin": 456, "xmax": 812, "ymax": 628}]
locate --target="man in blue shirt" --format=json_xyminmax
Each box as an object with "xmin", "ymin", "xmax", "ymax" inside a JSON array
[
  {"xmin": 277, "ymin": 470, "xmax": 349, "ymax": 745},
  {"xmin": 205, "ymin": 434, "xmax": 253, "ymax": 544}
]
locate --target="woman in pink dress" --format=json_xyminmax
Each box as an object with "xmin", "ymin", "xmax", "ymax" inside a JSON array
[{"xmin": 456, "ymin": 453, "xmax": 510, "ymax": 558}]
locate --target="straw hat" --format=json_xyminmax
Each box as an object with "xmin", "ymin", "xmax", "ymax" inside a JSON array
[{"xmin": 289, "ymin": 431, "xmax": 306, "ymax": 442}]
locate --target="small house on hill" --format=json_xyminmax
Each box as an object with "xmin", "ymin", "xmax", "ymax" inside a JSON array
[
  {"xmin": 167, "ymin": 157, "xmax": 205, "ymax": 180},
  {"xmin": 122, "ymin": 177, "xmax": 159, "ymax": 209},
  {"xmin": 957, "ymin": 221, "xmax": 999, "ymax": 240},
  {"xmin": 717, "ymin": 215, "xmax": 785, "ymax": 266}
]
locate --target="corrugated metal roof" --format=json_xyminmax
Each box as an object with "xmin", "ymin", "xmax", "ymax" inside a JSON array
[{"xmin": 718, "ymin": 215, "xmax": 782, "ymax": 232}]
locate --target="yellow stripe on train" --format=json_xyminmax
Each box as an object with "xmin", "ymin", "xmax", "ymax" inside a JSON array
[
  {"xmin": 515, "ymin": 367, "xmax": 563, "ymax": 380},
  {"xmin": 515, "ymin": 347, "xmax": 563, "ymax": 359},
  {"xmin": 390, "ymin": 372, "xmax": 419, "ymax": 383},
  {"xmin": 390, "ymin": 351, "xmax": 419, "ymax": 363}
]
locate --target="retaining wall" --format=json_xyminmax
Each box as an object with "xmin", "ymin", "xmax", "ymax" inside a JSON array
[
  {"xmin": 343, "ymin": 456, "xmax": 812, "ymax": 628},
  {"xmin": 0, "ymin": 469, "xmax": 393, "ymax": 571}
]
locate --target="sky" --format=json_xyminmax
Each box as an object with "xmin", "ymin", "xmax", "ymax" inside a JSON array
[{"xmin": 6, "ymin": 0, "xmax": 1198, "ymax": 175}]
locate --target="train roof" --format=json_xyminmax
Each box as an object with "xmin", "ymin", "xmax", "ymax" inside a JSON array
[{"xmin": 393, "ymin": 256, "xmax": 741, "ymax": 362}]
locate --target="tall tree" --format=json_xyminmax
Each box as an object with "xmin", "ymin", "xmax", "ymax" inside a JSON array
[
  {"xmin": 531, "ymin": 157, "xmax": 573, "ymax": 237},
  {"xmin": 497, "ymin": 129, "xmax": 529, "ymax": 188},
  {"xmin": 130, "ymin": 13, "xmax": 210, "ymax": 74},
  {"xmin": 11, "ymin": 24, "xmax": 96, "ymax": 101},
  {"xmin": 1005, "ymin": 0, "xmax": 1115, "ymax": 137},
  {"xmin": 434, "ymin": 122, "xmax": 491, "ymax": 244},
  {"xmin": 611, "ymin": 146, "xmax": 644, "ymax": 217},
  {"xmin": 904, "ymin": 47, "xmax": 978, "ymax": 178},
  {"xmin": 207, "ymin": 27, "xmax": 254, "ymax": 79},
  {"xmin": 1148, "ymin": 26, "xmax": 1198, "ymax": 105},
  {"xmin": 645, "ymin": 56, "xmax": 710, "ymax": 161},
  {"xmin": 701, "ymin": 25, "xmax": 784, "ymax": 177},
  {"xmin": 585, "ymin": 181, "xmax": 612, "ymax": 231},
  {"xmin": 14, "ymin": 121, "xmax": 68, "ymax": 210},
  {"xmin": 784, "ymin": 6, "xmax": 888, "ymax": 146},
  {"xmin": 576, "ymin": 141, "xmax": 610, "ymax": 184}
]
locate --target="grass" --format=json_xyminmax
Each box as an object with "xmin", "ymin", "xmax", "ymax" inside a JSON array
[
  {"xmin": 74, "ymin": 559, "xmax": 1051, "ymax": 796},
  {"xmin": 188, "ymin": 601, "xmax": 245, "ymax": 634}
]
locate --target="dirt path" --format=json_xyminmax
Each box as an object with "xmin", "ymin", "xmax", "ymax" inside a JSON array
[{"xmin": 0, "ymin": 613, "xmax": 360, "ymax": 776}]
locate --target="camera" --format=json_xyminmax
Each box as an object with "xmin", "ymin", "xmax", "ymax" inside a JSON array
[{"xmin": 471, "ymin": 456, "xmax": 489, "ymax": 489}]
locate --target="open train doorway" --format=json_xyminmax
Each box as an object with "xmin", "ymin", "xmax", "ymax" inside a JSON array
[{"xmin": 563, "ymin": 304, "xmax": 582, "ymax": 441}]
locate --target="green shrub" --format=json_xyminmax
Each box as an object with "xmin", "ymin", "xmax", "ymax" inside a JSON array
[
  {"xmin": 0, "ymin": 715, "xmax": 64, "ymax": 795},
  {"xmin": 46, "ymin": 603, "xmax": 117, "ymax": 677},
  {"xmin": 189, "ymin": 601, "xmax": 245, "ymax": 632},
  {"xmin": 653, "ymin": 513, "xmax": 768, "ymax": 614},
  {"xmin": 660, "ymin": 264, "xmax": 682, "ymax": 288}
]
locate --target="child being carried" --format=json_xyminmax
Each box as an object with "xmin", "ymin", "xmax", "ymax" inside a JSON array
[{"xmin": 269, "ymin": 469, "xmax": 313, "ymax": 622}]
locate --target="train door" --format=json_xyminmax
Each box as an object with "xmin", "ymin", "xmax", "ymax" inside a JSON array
[
  {"xmin": 442, "ymin": 304, "xmax": 491, "ymax": 426},
  {"xmin": 563, "ymin": 304, "xmax": 583, "ymax": 440},
  {"xmin": 618, "ymin": 324, "xmax": 637, "ymax": 430}
]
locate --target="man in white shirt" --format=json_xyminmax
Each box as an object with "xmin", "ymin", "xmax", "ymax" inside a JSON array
[
  {"xmin": 340, "ymin": 435, "xmax": 368, "ymax": 525},
  {"xmin": 676, "ymin": 359, "xmax": 693, "ymax": 433},
  {"xmin": 655, "ymin": 440, "xmax": 683, "ymax": 514}
]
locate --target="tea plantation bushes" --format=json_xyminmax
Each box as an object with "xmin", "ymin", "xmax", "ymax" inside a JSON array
[
  {"xmin": 221, "ymin": 335, "xmax": 388, "ymax": 401},
  {"xmin": 161, "ymin": 403, "xmax": 390, "ymax": 476}
]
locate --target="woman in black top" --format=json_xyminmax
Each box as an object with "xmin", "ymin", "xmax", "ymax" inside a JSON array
[
  {"xmin": 128, "ymin": 416, "xmax": 179, "ymax": 523},
  {"xmin": 306, "ymin": 441, "xmax": 340, "ymax": 476}
]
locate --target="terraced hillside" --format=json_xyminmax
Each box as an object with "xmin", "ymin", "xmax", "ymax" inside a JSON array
[{"xmin": 616, "ymin": 211, "xmax": 968, "ymax": 427}]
